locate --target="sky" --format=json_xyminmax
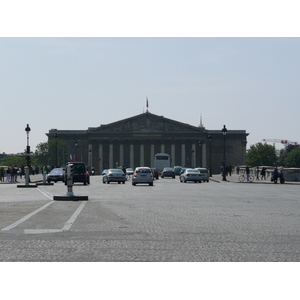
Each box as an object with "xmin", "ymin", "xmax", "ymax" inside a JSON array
[{"xmin": 1, "ymin": 2, "xmax": 299, "ymax": 155}]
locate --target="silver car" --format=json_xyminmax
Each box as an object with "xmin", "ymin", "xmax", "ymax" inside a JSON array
[
  {"xmin": 102, "ymin": 169, "xmax": 126, "ymax": 184},
  {"xmin": 196, "ymin": 168, "xmax": 209, "ymax": 182},
  {"xmin": 179, "ymin": 169, "xmax": 202, "ymax": 183},
  {"xmin": 132, "ymin": 167, "xmax": 154, "ymax": 186}
]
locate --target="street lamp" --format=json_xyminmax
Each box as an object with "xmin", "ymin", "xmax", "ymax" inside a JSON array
[
  {"xmin": 222, "ymin": 125, "xmax": 227, "ymax": 181},
  {"xmin": 208, "ymin": 135, "xmax": 212, "ymax": 177},
  {"xmin": 74, "ymin": 138, "xmax": 78, "ymax": 162},
  {"xmin": 25, "ymin": 124, "xmax": 31, "ymax": 185},
  {"xmin": 54, "ymin": 132, "xmax": 58, "ymax": 167},
  {"xmin": 198, "ymin": 139, "xmax": 202, "ymax": 167}
]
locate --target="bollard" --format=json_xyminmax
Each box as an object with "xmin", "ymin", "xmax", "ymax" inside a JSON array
[{"xmin": 25, "ymin": 166, "xmax": 29, "ymax": 186}]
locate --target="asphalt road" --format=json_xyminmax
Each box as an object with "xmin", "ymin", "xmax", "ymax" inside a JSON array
[{"xmin": 0, "ymin": 174, "xmax": 299, "ymax": 262}]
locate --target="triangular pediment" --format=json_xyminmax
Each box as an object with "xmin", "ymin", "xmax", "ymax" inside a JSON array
[{"xmin": 89, "ymin": 112, "xmax": 204, "ymax": 133}]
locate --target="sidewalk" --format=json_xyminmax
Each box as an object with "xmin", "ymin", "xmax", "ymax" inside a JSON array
[
  {"xmin": 0, "ymin": 174, "xmax": 44, "ymax": 185},
  {"xmin": 211, "ymin": 173, "xmax": 300, "ymax": 185}
]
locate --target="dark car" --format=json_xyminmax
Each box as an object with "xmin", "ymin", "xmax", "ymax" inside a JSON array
[
  {"xmin": 173, "ymin": 166, "xmax": 182, "ymax": 175},
  {"xmin": 65, "ymin": 162, "xmax": 90, "ymax": 185},
  {"xmin": 151, "ymin": 168, "xmax": 160, "ymax": 179},
  {"xmin": 47, "ymin": 168, "xmax": 65, "ymax": 183},
  {"xmin": 161, "ymin": 167, "xmax": 175, "ymax": 178}
]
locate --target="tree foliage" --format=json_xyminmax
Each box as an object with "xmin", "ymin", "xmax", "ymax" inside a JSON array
[
  {"xmin": 284, "ymin": 147, "xmax": 300, "ymax": 168},
  {"xmin": 34, "ymin": 139, "xmax": 66, "ymax": 167},
  {"xmin": 246, "ymin": 142, "xmax": 278, "ymax": 167}
]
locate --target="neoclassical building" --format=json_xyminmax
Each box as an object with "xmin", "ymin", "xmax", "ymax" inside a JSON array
[{"xmin": 47, "ymin": 112, "xmax": 248, "ymax": 174}]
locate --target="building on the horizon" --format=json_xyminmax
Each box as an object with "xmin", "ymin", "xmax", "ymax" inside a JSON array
[{"xmin": 47, "ymin": 112, "xmax": 249, "ymax": 174}]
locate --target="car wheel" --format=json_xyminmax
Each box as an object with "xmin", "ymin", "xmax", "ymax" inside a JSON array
[
  {"xmin": 118, "ymin": 182, "xmax": 121, "ymax": 184},
  {"xmin": 149, "ymin": 182, "xmax": 153, "ymax": 186},
  {"xmin": 122, "ymin": 181, "xmax": 125, "ymax": 184},
  {"xmin": 132, "ymin": 182, "xmax": 136, "ymax": 186}
]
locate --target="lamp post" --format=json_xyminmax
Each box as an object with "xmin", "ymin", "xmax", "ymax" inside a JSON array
[
  {"xmin": 54, "ymin": 133, "xmax": 58, "ymax": 167},
  {"xmin": 222, "ymin": 125, "xmax": 227, "ymax": 181},
  {"xmin": 74, "ymin": 138, "xmax": 78, "ymax": 162},
  {"xmin": 198, "ymin": 139, "xmax": 202, "ymax": 167},
  {"xmin": 208, "ymin": 135, "xmax": 212, "ymax": 177},
  {"xmin": 25, "ymin": 124, "xmax": 31, "ymax": 186},
  {"xmin": 89, "ymin": 148, "xmax": 92, "ymax": 171}
]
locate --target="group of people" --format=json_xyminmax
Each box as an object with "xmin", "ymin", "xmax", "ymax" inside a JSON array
[{"xmin": 0, "ymin": 165, "xmax": 45, "ymax": 183}]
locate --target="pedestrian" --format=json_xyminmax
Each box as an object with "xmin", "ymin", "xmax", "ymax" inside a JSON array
[
  {"xmin": 0, "ymin": 167, "xmax": 4, "ymax": 182},
  {"xmin": 13, "ymin": 165, "xmax": 19, "ymax": 183},
  {"xmin": 6, "ymin": 168, "xmax": 11, "ymax": 182},
  {"xmin": 256, "ymin": 166, "xmax": 260, "ymax": 180},
  {"xmin": 260, "ymin": 167, "xmax": 266, "ymax": 180},
  {"xmin": 236, "ymin": 165, "xmax": 240, "ymax": 175},
  {"xmin": 273, "ymin": 167, "xmax": 279, "ymax": 184},
  {"xmin": 228, "ymin": 165, "xmax": 232, "ymax": 176},
  {"xmin": 245, "ymin": 165, "xmax": 250, "ymax": 182},
  {"xmin": 279, "ymin": 169, "xmax": 285, "ymax": 184}
]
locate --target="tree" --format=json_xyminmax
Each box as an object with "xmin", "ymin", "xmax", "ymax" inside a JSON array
[
  {"xmin": 246, "ymin": 142, "xmax": 278, "ymax": 167},
  {"xmin": 284, "ymin": 147, "xmax": 300, "ymax": 168},
  {"xmin": 0, "ymin": 155, "xmax": 26, "ymax": 167},
  {"xmin": 35, "ymin": 139, "xmax": 66, "ymax": 167}
]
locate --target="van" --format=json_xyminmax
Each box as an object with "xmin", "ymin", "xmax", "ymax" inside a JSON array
[{"xmin": 65, "ymin": 162, "xmax": 90, "ymax": 185}]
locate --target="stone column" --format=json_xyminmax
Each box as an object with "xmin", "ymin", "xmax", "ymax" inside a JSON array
[
  {"xmin": 88, "ymin": 144, "xmax": 92, "ymax": 171},
  {"xmin": 130, "ymin": 144, "xmax": 134, "ymax": 169},
  {"xmin": 181, "ymin": 143, "xmax": 185, "ymax": 167},
  {"xmin": 109, "ymin": 143, "xmax": 113, "ymax": 168},
  {"xmin": 202, "ymin": 143, "xmax": 207, "ymax": 168},
  {"xmin": 192, "ymin": 144, "xmax": 196, "ymax": 167},
  {"xmin": 99, "ymin": 144, "xmax": 103, "ymax": 174},
  {"xmin": 161, "ymin": 144, "xmax": 165, "ymax": 153},
  {"xmin": 150, "ymin": 144, "xmax": 155, "ymax": 167},
  {"xmin": 120, "ymin": 144, "xmax": 124, "ymax": 167},
  {"xmin": 140, "ymin": 144, "xmax": 144, "ymax": 166},
  {"xmin": 171, "ymin": 144, "xmax": 175, "ymax": 167}
]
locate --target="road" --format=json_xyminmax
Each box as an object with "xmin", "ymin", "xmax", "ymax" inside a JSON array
[{"xmin": 0, "ymin": 174, "xmax": 299, "ymax": 262}]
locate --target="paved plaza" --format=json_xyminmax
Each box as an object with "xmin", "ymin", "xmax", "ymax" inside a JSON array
[{"xmin": 0, "ymin": 173, "xmax": 299, "ymax": 261}]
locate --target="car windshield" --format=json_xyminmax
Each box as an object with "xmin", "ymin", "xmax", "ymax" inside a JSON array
[
  {"xmin": 111, "ymin": 169, "xmax": 123, "ymax": 173},
  {"xmin": 199, "ymin": 170, "xmax": 208, "ymax": 173},
  {"xmin": 187, "ymin": 169, "xmax": 199, "ymax": 173},
  {"xmin": 164, "ymin": 168, "xmax": 173, "ymax": 171},
  {"xmin": 50, "ymin": 169, "xmax": 64, "ymax": 174},
  {"xmin": 136, "ymin": 169, "xmax": 150, "ymax": 173}
]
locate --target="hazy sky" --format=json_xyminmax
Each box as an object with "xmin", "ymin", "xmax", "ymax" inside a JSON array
[{"xmin": 1, "ymin": 37, "xmax": 299, "ymax": 154}]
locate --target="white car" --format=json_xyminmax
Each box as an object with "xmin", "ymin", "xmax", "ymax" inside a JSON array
[
  {"xmin": 179, "ymin": 169, "xmax": 202, "ymax": 183},
  {"xmin": 132, "ymin": 167, "xmax": 154, "ymax": 186},
  {"xmin": 196, "ymin": 168, "xmax": 209, "ymax": 182}
]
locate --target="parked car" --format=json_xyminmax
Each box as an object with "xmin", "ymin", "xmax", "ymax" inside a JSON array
[
  {"xmin": 161, "ymin": 167, "xmax": 175, "ymax": 178},
  {"xmin": 196, "ymin": 168, "xmax": 209, "ymax": 182},
  {"xmin": 151, "ymin": 168, "xmax": 160, "ymax": 179},
  {"xmin": 102, "ymin": 169, "xmax": 126, "ymax": 184},
  {"xmin": 132, "ymin": 167, "xmax": 154, "ymax": 186},
  {"xmin": 173, "ymin": 166, "xmax": 182, "ymax": 175},
  {"xmin": 126, "ymin": 168, "xmax": 134, "ymax": 175},
  {"xmin": 47, "ymin": 168, "xmax": 65, "ymax": 183},
  {"xmin": 179, "ymin": 169, "xmax": 202, "ymax": 183},
  {"xmin": 65, "ymin": 162, "xmax": 90, "ymax": 185}
]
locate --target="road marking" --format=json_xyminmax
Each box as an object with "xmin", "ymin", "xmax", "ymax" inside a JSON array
[
  {"xmin": 62, "ymin": 201, "xmax": 87, "ymax": 231},
  {"xmin": 1, "ymin": 202, "xmax": 54, "ymax": 231},
  {"xmin": 1, "ymin": 198, "xmax": 87, "ymax": 234},
  {"xmin": 37, "ymin": 187, "xmax": 53, "ymax": 200}
]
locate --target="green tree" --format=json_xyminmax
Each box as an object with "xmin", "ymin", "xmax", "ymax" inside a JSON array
[
  {"xmin": 246, "ymin": 142, "xmax": 278, "ymax": 167},
  {"xmin": 0, "ymin": 155, "xmax": 26, "ymax": 167},
  {"xmin": 35, "ymin": 139, "xmax": 66, "ymax": 167},
  {"xmin": 284, "ymin": 147, "xmax": 300, "ymax": 167}
]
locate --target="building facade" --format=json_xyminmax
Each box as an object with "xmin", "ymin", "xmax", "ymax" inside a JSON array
[{"xmin": 47, "ymin": 112, "xmax": 248, "ymax": 174}]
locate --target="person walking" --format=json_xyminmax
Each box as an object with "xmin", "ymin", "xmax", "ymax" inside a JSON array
[
  {"xmin": 260, "ymin": 167, "xmax": 266, "ymax": 180},
  {"xmin": 245, "ymin": 165, "xmax": 250, "ymax": 182},
  {"xmin": 256, "ymin": 166, "xmax": 260, "ymax": 180}
]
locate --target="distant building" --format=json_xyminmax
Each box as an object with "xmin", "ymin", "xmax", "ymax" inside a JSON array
[{"xmin": 47, "ymin": 112, "xmax": 248, "ymax": 174}]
